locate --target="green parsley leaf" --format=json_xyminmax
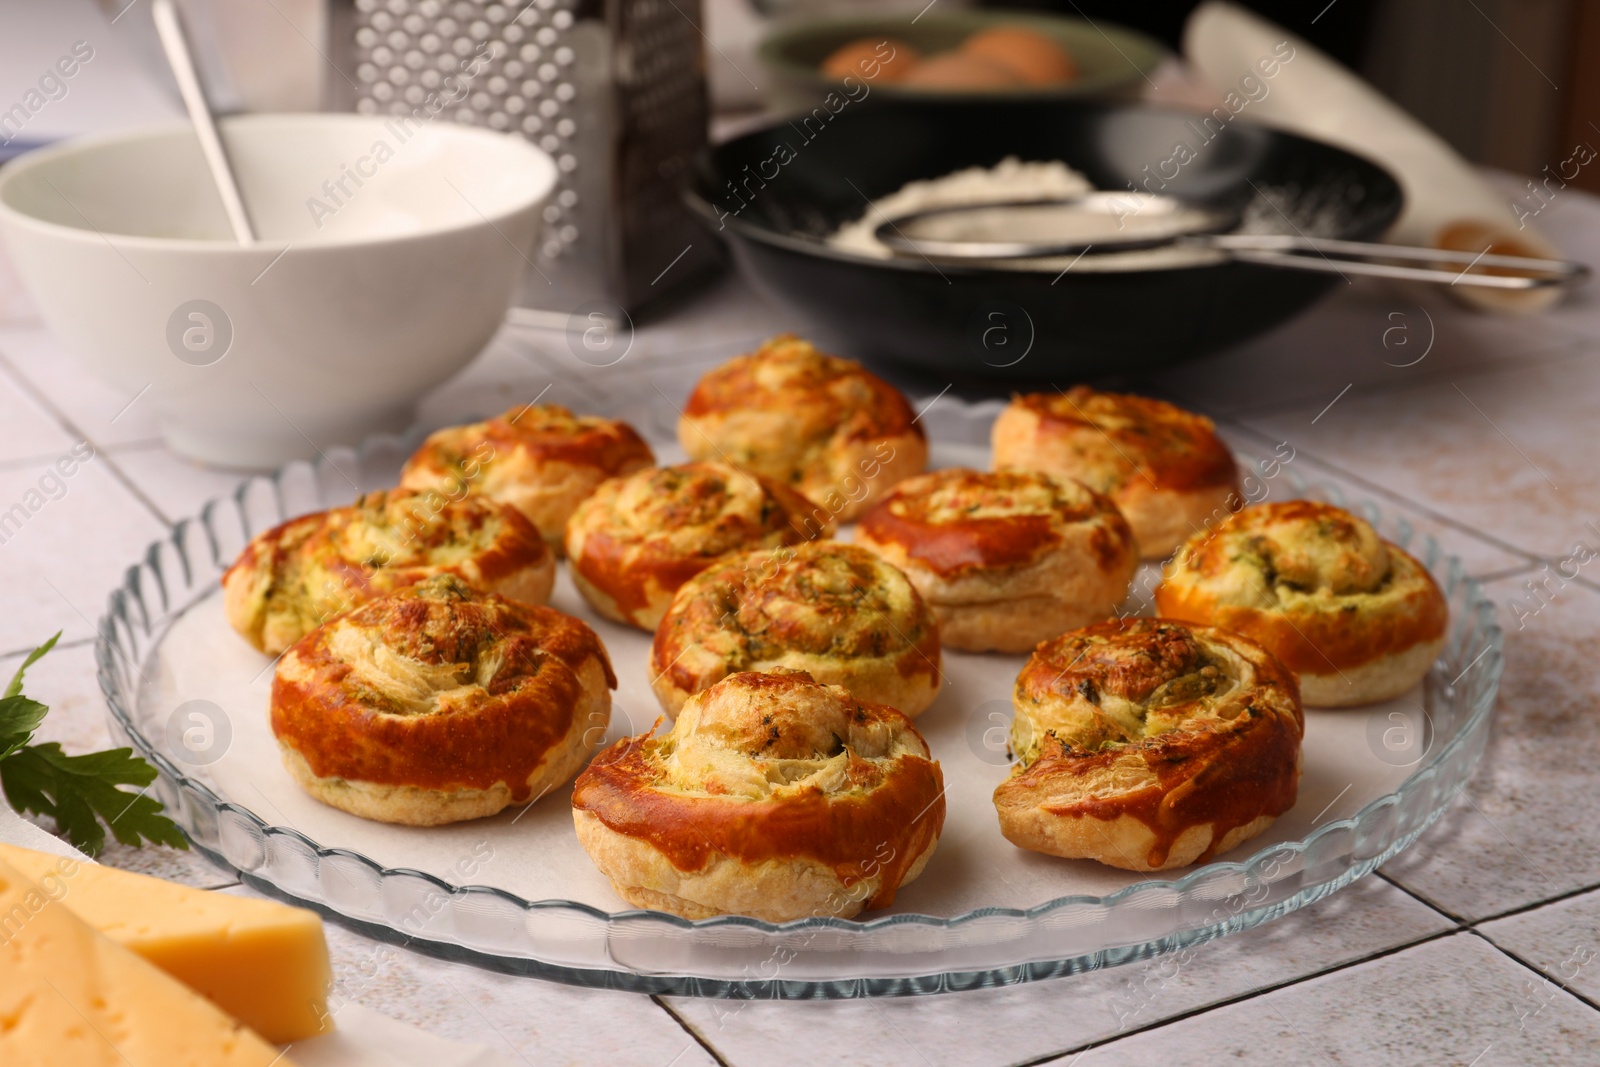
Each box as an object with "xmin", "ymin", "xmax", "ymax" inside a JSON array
[
  {"xmin": 0, "ymin": 634, "xmax": 187, "ymax": 856},
  {"xmin": 0, "ymin": 695, "xmax": 49, "ymax": 762},
  {"xmin": 4, "ymin": 631, "xmax": 57, "ymax": 700},
  {"xmin": 1, "ymin": 744, "xmax": 187, "ymax": 855},
  {"xmin": 0, "ymin": 632, "xmax": 58, "ymax": 761}
]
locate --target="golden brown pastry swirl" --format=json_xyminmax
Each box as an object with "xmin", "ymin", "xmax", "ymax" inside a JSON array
[
  {"xmin": 856, "ymin": 467, "xmax": 1138, "ymax": 652},
  {"xmin": 271, "ymin": 574, "xmax": 614, "ymax": 826},
  {"xmin": 223, "ymin": 488, "xmax": 554, "ymax": 655},
  {"xmin": 400, "ymin": 404, "xmax": 654, "ymax": 549},
  {"xmin": 1155, "ymin": 500, "xmax": 1449, "ymax": 706},
  {"xmin": 677, "ymin": 335, "xmax": 927, "ymax": 522},
  {"xmin": 991, "ymin": 387, "xmax": 1239, "ymax": 559},
  {"xmin": 649, "ymin": 541, "xmax": 942, "ymax": 718},
  {"xmin": 995, "ymin": 617, "xmax": 1303, "ymax": 872},
  {"xmin": 564, "ymin": 461, "xmax": 830, "ymax": 631},
  {"xmin": 572, "ymin": 667, "xmax": 945, "ymax": 920}
]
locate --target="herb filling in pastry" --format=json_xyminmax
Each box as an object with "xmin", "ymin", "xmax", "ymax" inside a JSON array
[
  {"xmin": 400, "ymin": 404, "xmax": 654, "ymax": 550},
  {"xmin": 1156, "ymin": 500, "xmax": 1449, "ymax": 706},
  {"xmin": 223, "ymin": 488, "xmax": 554, "ymax": 656},
  {"xmin": 565, "ymin": 461, "xmax": 830, "ymax": 631},
  {"xmin": 649, "ymin": 541, "xmax": 942, "ymax": 718},
  {"xmin": 271, "ymin": 575, "xmax": 614, "ymax": 826},
  {"xmin": 995, "ymin": 617, "xmax": 1303, "ymax": 871},
  {"xmin": 677, "ymin": 334, "xmax": 928, "ymax": 523},
  {"xmin": 856, "ymin": 467, "xmax": 1138, "ymax": 652},
  {"xmin": 573, "ymin": 667, "xmax": 945, "ymax": 920}
]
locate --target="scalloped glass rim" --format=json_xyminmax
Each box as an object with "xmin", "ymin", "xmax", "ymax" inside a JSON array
[{"xmin": 94, "ymin": 415, "xmax": 1502, "ymax": 997}]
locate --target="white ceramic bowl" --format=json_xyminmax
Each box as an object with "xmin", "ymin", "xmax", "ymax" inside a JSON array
[{"xmin": 0, "ymin": 114, "xmax": 557, "ymax": 467}]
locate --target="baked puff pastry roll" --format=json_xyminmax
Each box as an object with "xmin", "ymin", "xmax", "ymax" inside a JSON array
[
  {"xmin": 223, "ymin": 488, "xmax": 554, "ymax": 656},
  {"xmin": 271, "ymin": 575, "xmax": 615, "ymax": 826},
  {"xmin": 991, "ymin": 387, "xmax": 1239, "ymax": 559},
  {"xmin": 855, "ymin": 468, "xmax": 1138, "ymax": 653},
  {"xmin": 565, "ymin": 462, "xmax": 832, "ymax": 631},
  {"xmin": 650, "ymin": 541, "xmax": 942, "ymax": 718},
  {"xmin": 1155, "ymin": 500, "xmax": 1449, "ymax": 707},
  {"xmin": 677, "ymin": 335, "xmax": 927, "ymax": 523},
  {"xmin": 995, "ymin": 618, "xmax": 1303, "ymax": 872},
  {"xmin": 399, "ymin": 404, "xmax": 655, "ymax": 551},
  {"xmin": 572, "ymin": 667, "xmax": 945, "ymax": 920}
]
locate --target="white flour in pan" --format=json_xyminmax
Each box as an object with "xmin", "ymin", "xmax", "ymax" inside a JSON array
[
  {"xmin": 827, "ymin": 157, "xmax": 1344, "ymax": 272},
  {"xmin": 829, "ymin": 158, "xmax": 1095, "ymax": 253}
]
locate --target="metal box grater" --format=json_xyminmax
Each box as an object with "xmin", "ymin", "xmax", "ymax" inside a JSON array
[
  {"xmin": 323, "ymin": 0, "xmax": 723, "ymax": 315},
  {"xmin": 324, "ymin": 0, "xmax": 720, "ymax": 316}
]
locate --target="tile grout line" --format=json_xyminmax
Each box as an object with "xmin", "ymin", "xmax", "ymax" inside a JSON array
[
  {"xmin": 0, "ymin": 348, "xmax": 177, "ymax": 529},
  {"xmin": 1379, "ymin": 819, "xmax": 1600, "ymax": 926},
  {"xmin": 72, "ymin": 442, "xmax": 174, "ymax": 526},
  {"xmin": 1465, "ymin": 928, "xmax": 1600, "ymax": 1017},
  {"xmin": 0, "ymin": 449, "xmax": 86, "ymax": 474},
  {"xmin": 1473, "ymin": 563, "xmax": 1542, "ymax": 584},
  {"xmin": 1009, "ymin": 926, "xmax": 1465, "ymax": 1067},
  {"xmin": 0, "ymin": 635, "xmax": 96, "ymax": 661},
  {"xmin": 0, "ymin": 353, "xmax": 86, "ymax": 473},
  {"xmin": 650, "ymin": 994, "xmax": 735, "ymax": 1067},
  {"xmin": 1374, "ymin": 870, "xmax": 1472, "ymax": 926},
  {"xmin": 1464, "ymin": 876, "xmax": 1600, "ymax": 927},
  {"xmin": 1378, "ymin": 867, "xmax": 1600, "ymax": 1007}
]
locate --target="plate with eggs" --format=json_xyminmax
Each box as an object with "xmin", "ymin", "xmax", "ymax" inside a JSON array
[
  {"xmin": 97, "ymin": 336, "xmax": 1501, "ymax": 995},
  {"xmin": 757, "ymin": 11, "xmax": 1165, "ymax": 109}
]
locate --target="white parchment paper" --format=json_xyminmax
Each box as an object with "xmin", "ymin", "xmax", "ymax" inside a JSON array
[{"xmin": 140, "ymin": 565, "xmax": 1420, "ymax": 921}]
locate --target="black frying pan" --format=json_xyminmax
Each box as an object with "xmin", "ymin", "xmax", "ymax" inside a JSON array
[{"xmin": 685, "ymin": 99, "xmax": 1404, "ymax": 382}]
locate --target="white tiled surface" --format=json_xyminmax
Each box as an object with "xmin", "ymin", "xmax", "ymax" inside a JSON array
[
  {"xmin": 4, "ymin": 189, "xmax": 1600, "ymax": 1066},
  {"xmin": 0, "ymin": 454, "xmax": 168, "ymax": 655},
  {"xmin": 1481, "ymin": 887, "xmax": 1600, "ymax": 1005},
  {"xmin": 300, "ymin": 898, "xmax": 725, "ymax": 1067},
  {"xmin": 1235, "ymin": 351, "xmax": 1600, "ymax": 560},
  {"xmin": 1377, "ymin": 572, "xmax": 1600, "ymax": 921},
  {"xmin": 1067, "ymin": 934, "xmax": 1600, "ymax": 1066},
  {"xmin": 665, "ymin": 876, "xmax": 1455, "ymax": 1067}
]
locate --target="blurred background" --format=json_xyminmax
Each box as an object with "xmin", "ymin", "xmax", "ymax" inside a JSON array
[
  {"xmin": 701, "ymin": 0, "xmax": 1597, "ymax": 190},
  {"xmin": 0, "ymin": 0, "xmax": 1588, "ymax": 456},
  {"xmin": 8, "ymin": 0, "xmax": 1593, "ymax": 189},
  {"xmin": 1002, "ymin": 0, "xmax": 1594, "ymax": 187}
]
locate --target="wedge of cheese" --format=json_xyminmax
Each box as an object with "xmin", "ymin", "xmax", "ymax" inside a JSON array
[
  {"xmin": 0, "ymin": 853, "xmax": 297, "ymax": 1066},
  {"xmin": 0, "ymin": 843, "xmax": 331, "ymax": 1044}
]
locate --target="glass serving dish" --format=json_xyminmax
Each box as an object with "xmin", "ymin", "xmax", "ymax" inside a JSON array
[{"xmin": 95, "ymin": 399, "xmax": 1501, "ymax": 998}]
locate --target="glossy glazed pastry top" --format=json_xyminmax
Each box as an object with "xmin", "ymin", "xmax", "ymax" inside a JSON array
[
  {"xmin": 857, "ymin": 467, "xmax": 1134, "ymax": 575},
  {"xmin": 996, "ymin": 387, "xmax": 1237, "ymax": 496},
  {"xmin": 1156, "ymin": 499, "xmax": 1449, "ymax": 675},
  {"xmin": 573, "ymin": 667, "xmax": 944, "ymax": 917},
  {"xmin": 650, "ymin": 540, "xmax": 942, "ymax": 716},
  {"xmin": 223, "ymin": 488, "xmax": 552, "ymax": 655},
  {"xmin": 998, "ymin": 617, "xmax": 1303, "ymax": 870},
  {"xmin": 565, "ymin": 461, "xmax": 829, "ymax": 629},
  {"xmin": 678, "ymin": 335, "xmax": 926, "ymax": 521},
  {"xmin": 272, "ymin": 575, "xmax": 613, "ymax": 808}
]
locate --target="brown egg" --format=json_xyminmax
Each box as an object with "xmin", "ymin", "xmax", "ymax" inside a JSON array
[
  {"xmin": 899, "ymin": 51, "xmax": 1027, "ymax": 91},
  {"xmin": 819, "ymin": 37, "xmax": 922, "ymax": 83},
  {"xmin": 961, "ymin": 26, "xmax": 1078, "ymax": 86}
]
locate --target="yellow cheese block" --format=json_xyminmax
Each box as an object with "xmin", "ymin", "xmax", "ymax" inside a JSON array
[
  {"xmin": 0, "ymin": 854, "xmax": 298, "ymax": 1066},
  {"xmin": 0, "ymin": 843, "xmax": 332, "ymax": 1044}
]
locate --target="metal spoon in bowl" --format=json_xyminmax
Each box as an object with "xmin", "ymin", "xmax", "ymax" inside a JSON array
[
  {"xmin": 872, "ymin": 192, "xmax": 1587, "ymax": 290},
  {"xmin": 151, "ymin": 0, "xmax": 255, "ymax": 244}
]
